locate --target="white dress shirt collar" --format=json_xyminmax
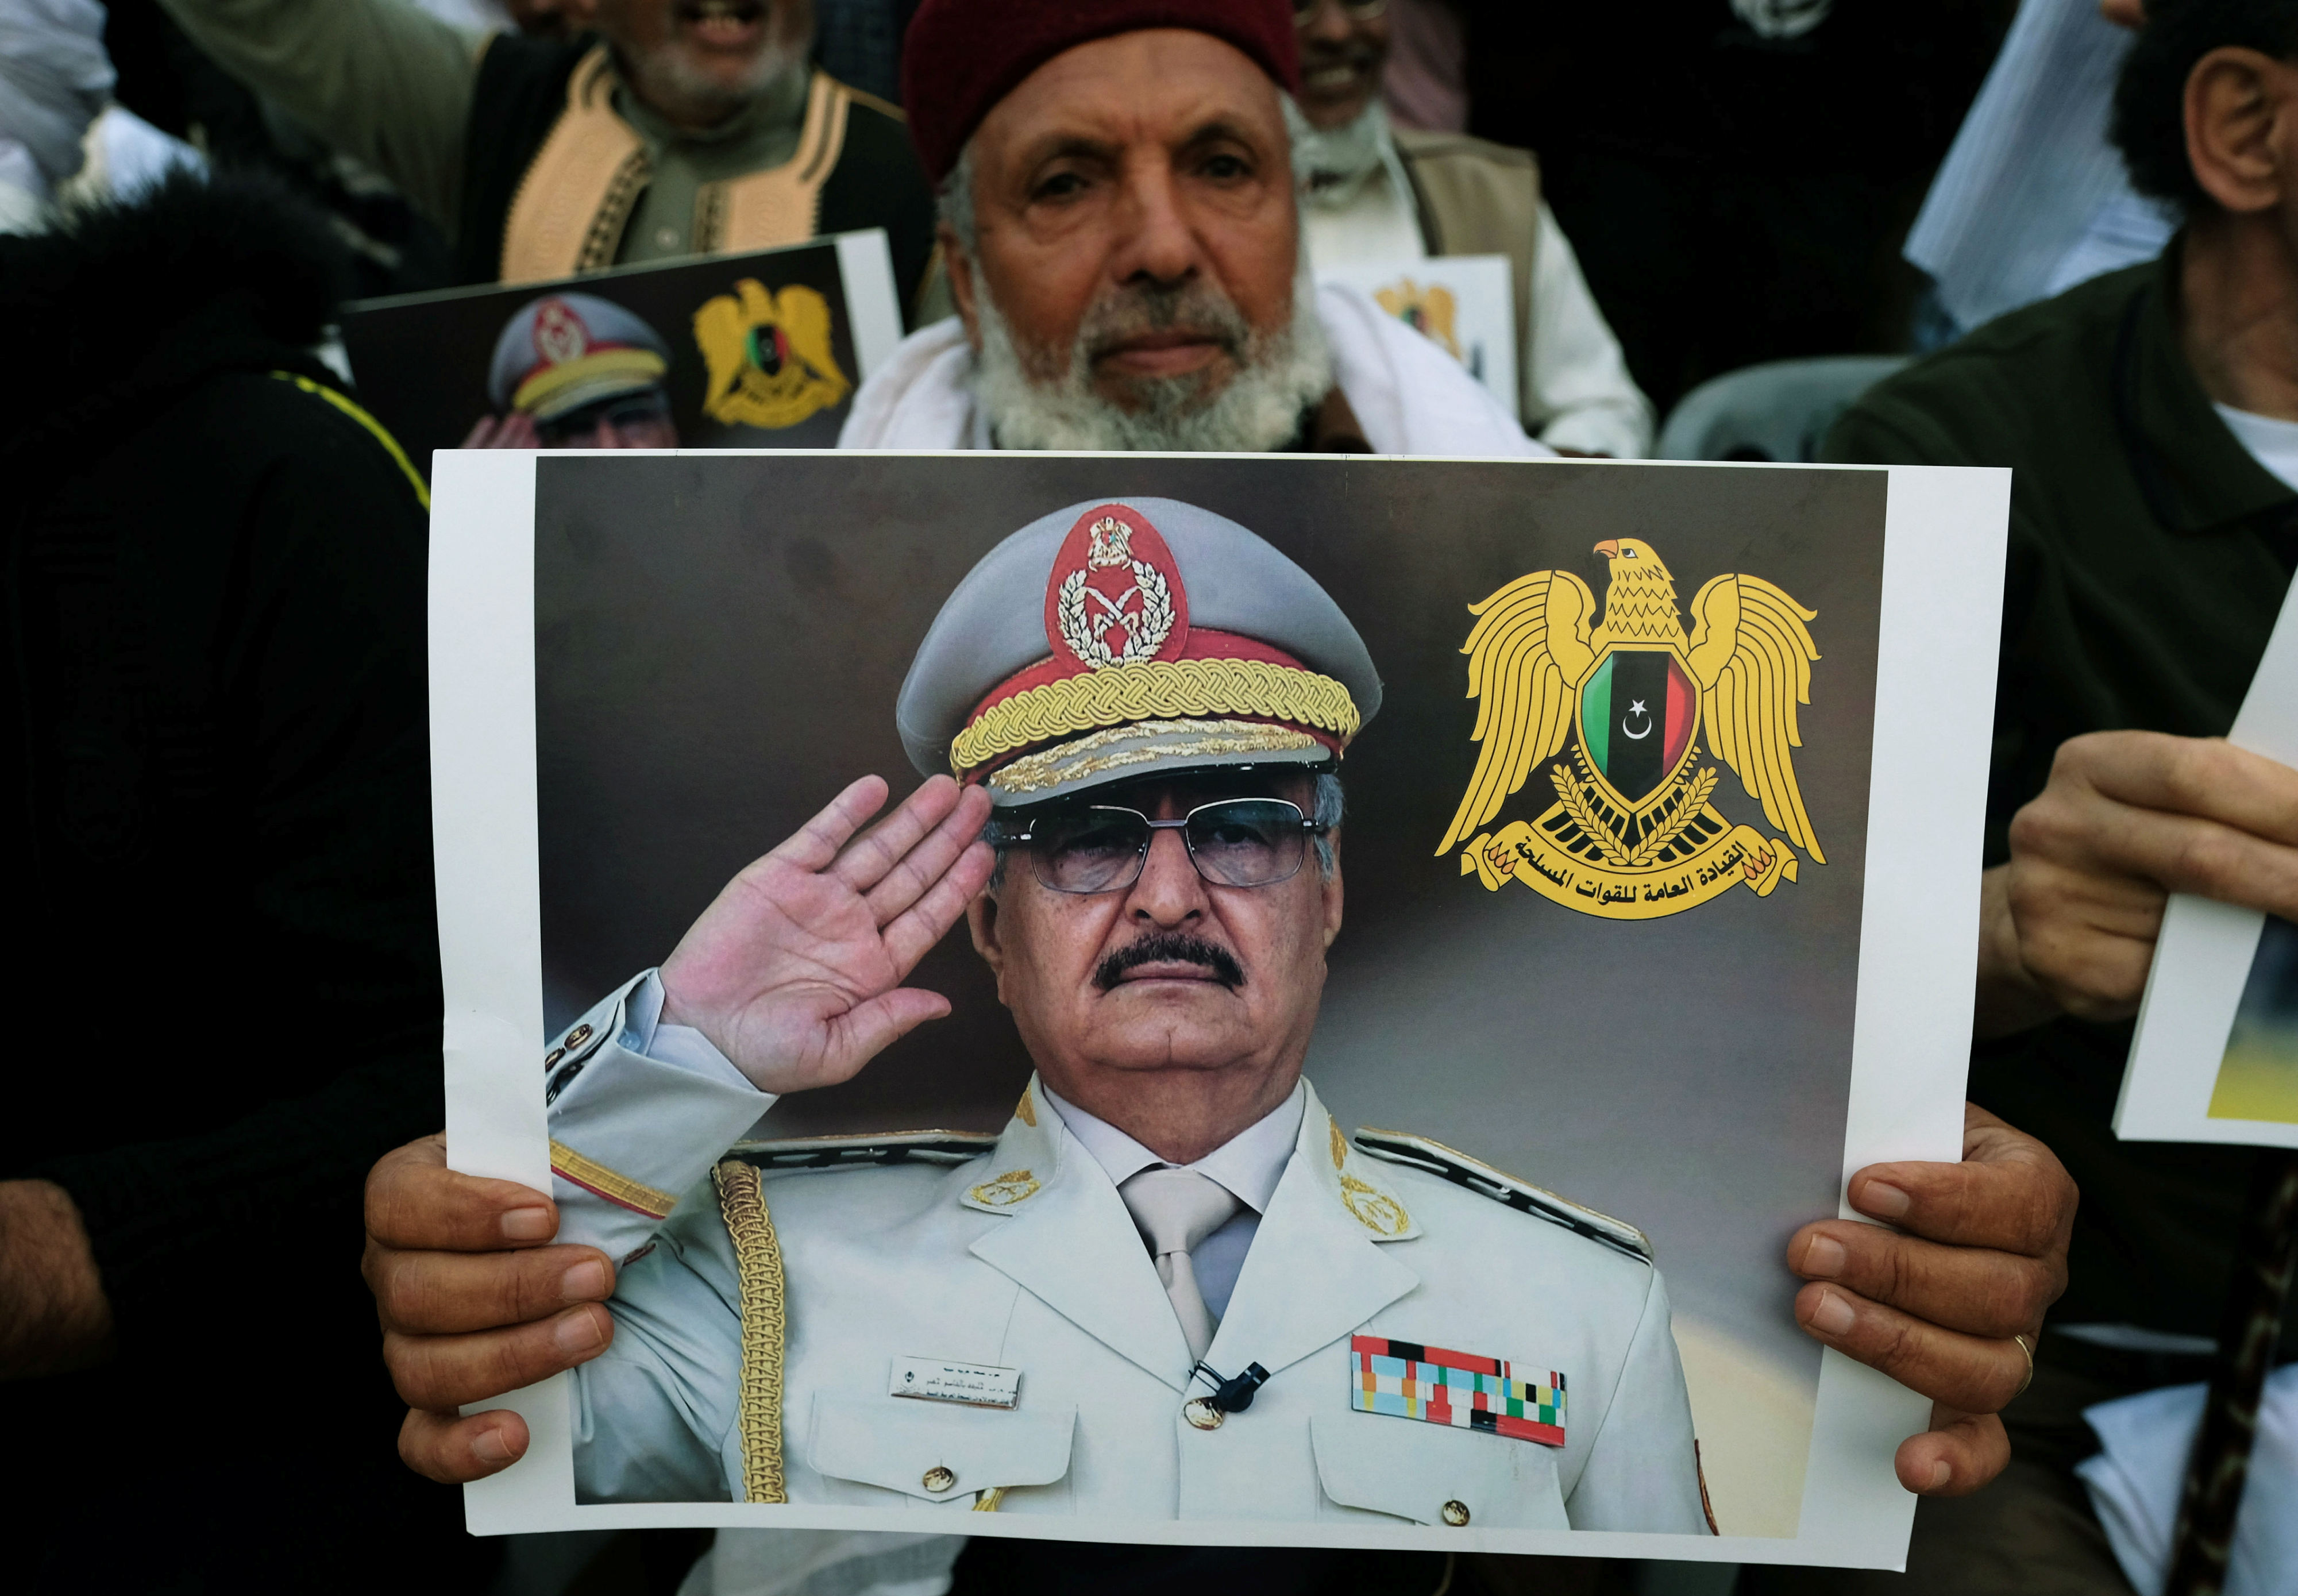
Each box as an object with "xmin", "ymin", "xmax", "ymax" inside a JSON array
[{"xmin": 1039, "ymin": 1078, "xmax": 1306, "ymax": 1216}]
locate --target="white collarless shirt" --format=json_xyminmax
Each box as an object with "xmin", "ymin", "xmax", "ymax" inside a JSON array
[
  {"xmin": 2215, "ymin": 402, "xmax": 2298, "ymax": 492},
  {"xmin": 1038, "ymin": 1080, "xmax": 1306, "ymax": 1319}
]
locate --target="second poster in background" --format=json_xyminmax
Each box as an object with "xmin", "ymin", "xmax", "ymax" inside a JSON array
[
  {"xmin": 340, "ymin": 230, "xmax": 904, "ymax": 473},
  {"xmin": 2121, "ymin": 575, "xmax": 2298, "ymax": 1147}
]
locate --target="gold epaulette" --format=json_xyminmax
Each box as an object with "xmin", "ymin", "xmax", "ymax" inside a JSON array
[
  {"xmin": 1352, "ymin": 1129, "xmax": 1653, "ymax": 1265},
  {"xmin": 723, "ymin": 1129, "xmax": 1000, "ymax": 1173}
]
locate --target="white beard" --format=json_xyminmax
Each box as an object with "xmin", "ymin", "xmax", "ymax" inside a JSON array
[
  {"xmin": 1288, "ymin": 97, "xmax": 1391, "ymax": 211},
  {"xmin": 969, "ymin": 253, "xmax": 1334, "ymax": 454}
]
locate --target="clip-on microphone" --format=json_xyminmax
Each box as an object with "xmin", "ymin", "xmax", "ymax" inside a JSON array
[{"xmin": 1191, "ymin": 1360, "xmax": 1271, "ymax": 1414}]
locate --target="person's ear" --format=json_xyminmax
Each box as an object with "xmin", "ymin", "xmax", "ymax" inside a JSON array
[
  {"xmin": 939, "ymin": 224, "xmax": 984, "ymax": 351},
  {"xmin": 968, "ymin": 890, "xmax": 1008, "ymax": 996},
  {"xmin": 2185, "ymin": 47, "xmax": 2298, "ymax": 214}
]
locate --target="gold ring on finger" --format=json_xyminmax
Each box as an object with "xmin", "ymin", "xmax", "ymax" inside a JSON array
[{"xmin": 2011, "ymin": 1332, "xmax": 2035, "ymax": 1400}]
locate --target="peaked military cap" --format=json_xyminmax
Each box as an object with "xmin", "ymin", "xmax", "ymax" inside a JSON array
[
  {"xmin": 487, "ymin": 291, "xmax": 670, "ymax": 421},
  {"xmin": 897, "ymin": 497, "xmax": 1381, "ymax": 807}
]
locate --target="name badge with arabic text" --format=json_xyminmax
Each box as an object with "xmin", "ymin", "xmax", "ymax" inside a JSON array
[{"xmin": 890, "ymin": 1357, "xmax": 1021, "ymax": 1409}]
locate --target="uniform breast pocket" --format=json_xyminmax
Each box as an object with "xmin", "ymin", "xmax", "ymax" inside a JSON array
[
  {"xmin": 807, "ymin": 1391, "xmax": 1076, "ymax": 1508},
  {"xmin": 1309, "ymin": 1413, "xmax": 1570, "ymax": 1529}
]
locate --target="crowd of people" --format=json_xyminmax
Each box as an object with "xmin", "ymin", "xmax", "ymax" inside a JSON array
[{"xmin": 3, "ymin": 0, "xmax": 2296, "ymax": 1594}]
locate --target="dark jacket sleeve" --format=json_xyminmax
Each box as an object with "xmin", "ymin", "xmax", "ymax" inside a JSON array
[{"xmin": 26, "ymin": 373, "xmax": 446, "ymax": 1342}]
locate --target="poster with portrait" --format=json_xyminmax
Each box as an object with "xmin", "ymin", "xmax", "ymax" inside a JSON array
[
  {"xmin": 339, "ymin": 230, "xmax": 904, "ymax": 474},
  {"xmin": 2119, "ymin": 581, "xmax": 2298, "ymax": 1148},
  {"xmin": 430, "ymin": 450, "xmax": 2007, "ymax": 1566},
  {"xmin": 1317, "ymin": 255, "xmax": 1516, "ymax": 419}
]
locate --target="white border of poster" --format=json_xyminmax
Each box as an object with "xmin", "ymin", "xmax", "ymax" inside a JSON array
[{"xmin": 428, "ymin": 452, "xmax": 2007, "ymax": 1567}]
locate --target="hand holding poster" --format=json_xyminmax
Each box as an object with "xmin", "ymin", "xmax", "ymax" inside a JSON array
[
  {"xmin": 2120, "ymin": 580, "xmax": 2298, "ymax": 1147},
  {"xmin": 428, "ymin": 451, "xmax": 2007, "ymax": 1567}
]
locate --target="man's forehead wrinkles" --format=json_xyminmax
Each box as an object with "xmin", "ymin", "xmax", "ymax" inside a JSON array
[
  {"xmin": 1007, "ymin": 113, "xmax": 1269, "ymax": 173},
  {"xmin": 992, "ymin": 88, "xmax": 1280, "ymax": 172},
  {"xmin": 1009, "ymin": 130, "xmax": 1122, "ymax": 175}
]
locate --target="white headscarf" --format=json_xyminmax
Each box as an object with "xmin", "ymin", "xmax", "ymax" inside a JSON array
[
  {"xmin": 838, "ymin": 282, "xmax": 1547, "ymax": 460},
  {"xmin": 0, "ymin": 0, "xmax": 114, "ymax": 197}
]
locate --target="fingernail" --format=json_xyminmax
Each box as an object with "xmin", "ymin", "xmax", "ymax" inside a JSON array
[
  {"xmin": 1926, "ymin": 1461, "xmax": 1952, "ymax": 1492},
  {"xmin": 501, "ymin": 1207, "xmax": 554, "ymax": 1242},
  {"xmin": 554, "ymin": 1307, "xmax": 604, "ymax": 1354},
  {"xmin": 1857, "ymin": 1181, "xmax": 1911, "ymax": 1219},
  {"xmin": 1802, "ymin": 1235, "xmax": 1847, "ymax": 1279},
  {"xmin": 473, "ymin": 1427, "xmax": 515, "ymax": 1465},
  {"xmin": 1810, "ymin": 1289, "xmax": 1856, "ymax": 1337},
  {"xmin": 561, "ymin": 1259, "xmax": 608, "ymax": 1300}
]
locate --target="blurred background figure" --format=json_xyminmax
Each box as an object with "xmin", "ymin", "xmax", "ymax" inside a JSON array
[
  {"xmin": 1378, "ymin": 0, "xmax": 1465, "ymax": 133},
  {"xmin": 1289, "ymin": 0, "xmax": 1653, "ymax": 456},
  {"xmin": 1473, "ymin": 0, "xmax": 2008, "ymax": 418},
  {"xmin": 0, "ymin": 168, "xmax": 496, "ymax": 1594},
  {"xmin": 0, "ymin": 0, "xmax": 115, "ymax": 228},
  {"xmin": 811, "ymin": 0, "xmax": 905, "ymax": 105},
  {"xmin": 1780, "ymin": 1, "xmax": 2298, "ymax": 1587},
  {"xmin": 0, "ymin": 0, "xmax": 206, "ymax": 231},
  {"xmin": 149, "ymin": 0, "xmax": 942, "ymax": 312},
  {"xmin": 466, "ymin": 290, "xmax": 683, "ymax": 448},
  {"xmin": 98, "ymin": 0, "xmax": 455, "ymax": 294},
  {"xmin": 1903, "ymin": 0, "xmax": 2177, "ymax": 349}
]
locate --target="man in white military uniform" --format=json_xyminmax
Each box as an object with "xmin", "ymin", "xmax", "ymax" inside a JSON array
[{"xmin": 535, "ymin": 494, "xmax": 1712, "ymax": 1532}]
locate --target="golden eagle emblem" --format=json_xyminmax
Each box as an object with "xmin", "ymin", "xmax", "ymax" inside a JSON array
[
  {"xmin": 1438, "ymin": 538, "xmax": 1823, "ymax": 919},
  {"xmin": 1373, "ymin": 277, "xmax": 1462, "ymax": 362},
  {"xmin": 692, "ymin": 279, "xmax": 851, "ymax": 430}
]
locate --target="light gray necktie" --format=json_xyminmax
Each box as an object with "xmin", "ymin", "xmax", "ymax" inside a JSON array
[{"xmin": 1119, "ymin": 1167, "xmax": 1241, "ymax": 1362}]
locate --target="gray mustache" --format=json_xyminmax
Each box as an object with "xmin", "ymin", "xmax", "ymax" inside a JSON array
[
  {"xmin": 1079, "ymin": 282, "xmax": 1254, "ymax": 366},
  {"xmin": 1095, "ymin": 931, "xmax": 1247, "ymax": 991}
]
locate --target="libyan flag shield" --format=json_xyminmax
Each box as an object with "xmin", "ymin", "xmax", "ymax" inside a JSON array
[{"xmin": 1579, "ymin": 649, "xmax": 1696, "ymax": 805}]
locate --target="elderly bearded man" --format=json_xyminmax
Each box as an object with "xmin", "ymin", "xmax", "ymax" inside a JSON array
[
  {"xmin": 1287, "ymin": 0, "xmax": 1654, "ymax": 458},
  {"xmin": 151, "ymin": 0, "xmax": 940, "ymax": 300},
  {"xmin": 835, "ymin": 0, "xmax": 1543, "ymax": 458}
]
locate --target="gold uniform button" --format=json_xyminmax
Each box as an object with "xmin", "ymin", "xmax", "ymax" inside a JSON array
[
  {"xmin": 1441, "ymin": 1500, "xmax": 1470, "ymax": 1527},
  {"xmin": 1182, "ymin": 1398, "xmax": 1224, "ymax": 1431},
  {"xmin": 564, "ymin": 1024, "xmax": 593, "ymax": 1050},
  {"xmin": 543, "ymin": 1048, "xmax": 565, "ymax": 1070},
  {"xmin": 922, "ymin": 1466, "xmax": 957, "ymax": 1494}
]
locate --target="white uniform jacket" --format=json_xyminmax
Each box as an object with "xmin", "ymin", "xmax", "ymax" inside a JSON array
[{"xmin": 542, "ymin": 974, "xmax": 1713, "ymax": 1534}]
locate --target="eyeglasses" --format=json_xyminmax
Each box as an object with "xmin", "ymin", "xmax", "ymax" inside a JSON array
[
  {"xmin": 536, "ymin": 389, "xmax": 672, "ymax": 445},
  {"xmin": 993, "ymin": 798, "xmax": 1329, "ymax": 895},
  {"xmin": 1293, "ymin": 0, "xmax": 1388, "ymax": 20}
]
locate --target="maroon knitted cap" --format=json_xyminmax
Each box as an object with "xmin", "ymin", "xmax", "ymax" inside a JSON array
[{"xmin": 900, "ymin": 0, "xmax": 1302, "ymax": 183}]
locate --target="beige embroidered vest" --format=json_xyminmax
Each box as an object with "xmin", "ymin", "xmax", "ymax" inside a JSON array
[{"xmin": 498, "ymin": 48, "xmax": 857, "ymax": 286}]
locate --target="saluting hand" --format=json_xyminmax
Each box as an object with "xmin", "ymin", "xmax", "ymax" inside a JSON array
[
  {"xmin": 460, "ymin": 412, "xmax": 541, "ymax": 449},
  {"xmin": 658, "ymin": 773, "xmax": 996, "ymax": 1094}
]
